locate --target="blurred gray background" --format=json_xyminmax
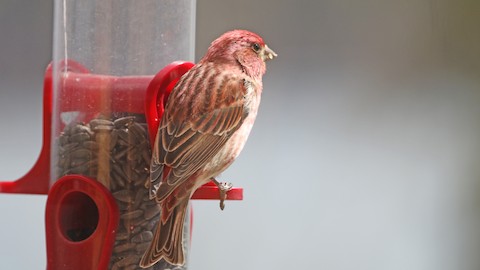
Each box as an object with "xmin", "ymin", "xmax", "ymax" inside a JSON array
[{"xmin": 1, "ymin": 0, "xmax": 480, "ymax": 269}]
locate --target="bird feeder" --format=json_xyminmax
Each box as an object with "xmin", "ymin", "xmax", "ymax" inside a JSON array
[{"xmin": 0, "ymin": 1, "xmax": 242, "ymax": 269}]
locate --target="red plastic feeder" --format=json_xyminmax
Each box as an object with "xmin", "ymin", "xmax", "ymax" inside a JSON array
[{"xmin": 0, "ymin": 61, "xmax": 243, "ymax": 270}]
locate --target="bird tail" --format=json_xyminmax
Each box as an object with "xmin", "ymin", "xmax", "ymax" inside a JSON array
[{"xmin": 139, "ymin": 199, "xmax": 189, "ymax": 268}]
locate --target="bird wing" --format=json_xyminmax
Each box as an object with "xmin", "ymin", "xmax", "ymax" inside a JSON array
[{"xmin": 149, "ymin": 65, "xmax": 254, "ymax": 203}]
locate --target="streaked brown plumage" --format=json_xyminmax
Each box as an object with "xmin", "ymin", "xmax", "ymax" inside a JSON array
[{"xmin": 140, "ymin": 29, "xmax": 276, "ymax": 268}]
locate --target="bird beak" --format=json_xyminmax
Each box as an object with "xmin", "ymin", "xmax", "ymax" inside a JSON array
[{"xmin": 262, "ymin": 45, "xmax": 277, "ymax": 61}]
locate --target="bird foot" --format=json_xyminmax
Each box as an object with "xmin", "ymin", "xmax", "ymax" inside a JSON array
[{"xmin": 211, "ymin": 178, "xmax": 233, "ymax": 210}]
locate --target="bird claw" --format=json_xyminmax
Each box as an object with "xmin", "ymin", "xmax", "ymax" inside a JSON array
[
  {"xmin": 218, "ymin": 182, "xmax": 233, "ymax": 210},
  {"xmin": 211, "ymin": 178, "xmax": 233, "ymax": 210}
]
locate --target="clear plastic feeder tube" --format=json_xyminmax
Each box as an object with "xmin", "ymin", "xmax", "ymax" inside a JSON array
[
  {"xmin": 52, "ymin": 0, "xmax": 195, "ymax": 76},
  {"xmin": 50, "ymin": 0, "xmax": 195, "ymax": 269}
]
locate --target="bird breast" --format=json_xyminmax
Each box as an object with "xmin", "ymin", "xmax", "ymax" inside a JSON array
[{"xmin": 202, "ymin": 82, "xmax": 261, "ymax": 177}]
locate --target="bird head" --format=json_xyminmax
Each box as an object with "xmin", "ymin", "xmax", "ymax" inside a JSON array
[{"xmin": 202, "ymin": 30, "xmax": 277, "ymax": 81}]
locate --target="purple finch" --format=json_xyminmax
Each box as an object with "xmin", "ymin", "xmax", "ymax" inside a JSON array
[{"xmin": 140, "ymin": 29, "xmax": 276, "ymax": 268}]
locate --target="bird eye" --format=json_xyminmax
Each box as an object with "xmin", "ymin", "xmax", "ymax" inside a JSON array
[{"xmin": 252, "ymin": 43, "xmax": 261, "ymax": 52}]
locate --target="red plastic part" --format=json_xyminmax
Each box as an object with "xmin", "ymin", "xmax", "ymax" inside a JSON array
[
  {"xmin": 0, "ymin": 63, "xmax": 54, "ymax": 194},
  {"xmin": 145, "ymin": 61, "xmax": 195, "ymax": 146},
  {"xmin": 45, "ymin": 175, "xmax": 119, "ymax": 270},
  {"xmin": 0, "ymin": 61, "xmax": 243, "ymax": 201},
  {"xmin": 192, "ymin": 181, "xmax": 243, "ymax": 200}
]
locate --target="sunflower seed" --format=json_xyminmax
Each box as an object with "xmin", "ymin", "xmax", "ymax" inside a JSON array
[
  {"xmin": 114, "ymin": 255, "xmax": 139, "ymax": 268},
  {"xmin": 132, "ymin": 231, "xmax": 153, "ymax": 243},
  {"xmin": 113, "ymin": 242, "xmax": 136, "ymax": 254},
  {"xmin": 69, "ymin": 132, "xmax": 91, "ymax": 143},
  {"xmin": 121, "ymin": 210, "xmax": 144, "ymax": 220},
  {"xmin": 114, "ymin": 116, "xmax": 136, "ymax": 128},
  {"xmin": 113, "ymin": 190, "xmax": 134, "ymax": 203},
  {"xmin": 89, "ymin": 118, "xmax": 114, "ymax": 129}
]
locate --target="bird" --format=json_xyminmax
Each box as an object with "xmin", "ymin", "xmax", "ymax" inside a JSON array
[{"xmin": 140, "ymin": 29, "xmax": 277, "ymax": 268}]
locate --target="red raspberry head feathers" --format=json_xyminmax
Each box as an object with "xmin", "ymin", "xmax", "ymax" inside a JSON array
[{"xmin": 201, "ymin": 29, "xmax": 276, "ymax": 81}]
